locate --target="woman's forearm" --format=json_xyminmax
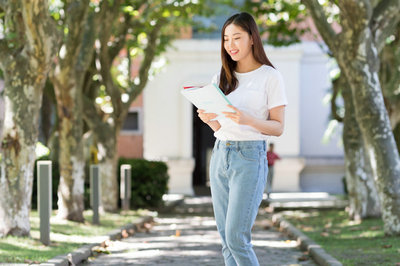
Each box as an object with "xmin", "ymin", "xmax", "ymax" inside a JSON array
[
  {"xmin": 248, "ymin": 117, "xmax": 283, "ymax": 136},
  {"xmin": 207, "ymin": 120, "xmax": 221, "ymax": 132}
]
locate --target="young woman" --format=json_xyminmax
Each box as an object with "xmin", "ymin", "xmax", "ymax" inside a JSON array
[{"xmin": 197, "ymin": 12, "xmax": 288, "ymax": 266}]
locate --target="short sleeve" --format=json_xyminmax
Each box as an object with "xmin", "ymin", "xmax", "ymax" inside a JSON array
[
  {"xmin": 267, "ymin": 70, "xmax": 288, "ymax": 110},
  {"xmin": 211, "ymin": 72, "xmax": 220, "ymax": 86}
]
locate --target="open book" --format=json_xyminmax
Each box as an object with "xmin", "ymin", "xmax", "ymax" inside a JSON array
[{"xmin": 181, "ymin": 83, "xmax": 233, "ymax": 121}]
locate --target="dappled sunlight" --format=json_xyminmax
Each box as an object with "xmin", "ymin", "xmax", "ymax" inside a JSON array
[
  {"xmin": 268, "ymin": 192, "xmax": 331, "ymax": 200},
  {"xmin": 252, "ymin": 239, "xmax": 298, "ymax": 248}
]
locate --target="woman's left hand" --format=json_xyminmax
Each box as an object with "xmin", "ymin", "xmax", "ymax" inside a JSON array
[{"xmin": 222, "ymin": 105, "xmax": 254, "ymax": 125}]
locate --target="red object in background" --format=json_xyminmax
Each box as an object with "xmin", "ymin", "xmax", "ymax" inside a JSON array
[{"xmin": 267, "ymin": 151, "xmax": 280, "ymax": 166}]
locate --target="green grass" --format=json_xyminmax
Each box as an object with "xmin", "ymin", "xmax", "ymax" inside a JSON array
[
  {"xmin": 0, "ymin": 209, "xmax": 154, "ymax": 263},
  {"xmin": 282, "ymin": 209, "xmax": 400, "ymax": 266}
]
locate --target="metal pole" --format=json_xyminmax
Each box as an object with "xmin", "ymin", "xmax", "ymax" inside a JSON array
[
  {"xmin": 90, "ymin": 165, "xmax": 100, "ymax": 225},
  {"xmin": 120, "ymin": 164, "xmax": 132, "ymax": 210},
  {"xmin": 37, "ymin": 161, "xmax": 52, "ymax": 246}
]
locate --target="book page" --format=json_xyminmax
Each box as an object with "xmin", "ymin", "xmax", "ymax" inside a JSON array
[{"xmin": 181, "ymin": 84, "xmax": 233, "ymax": 120}]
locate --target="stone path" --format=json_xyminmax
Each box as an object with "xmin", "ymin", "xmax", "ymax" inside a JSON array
[{"xmin": 80, "ymin": 197, "xmax": 317, "ymax": 266}]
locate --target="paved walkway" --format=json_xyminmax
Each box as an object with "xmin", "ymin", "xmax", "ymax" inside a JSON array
[{"xmin": 80, "ymin": 197, "xmax": 317, "ymax": 266}]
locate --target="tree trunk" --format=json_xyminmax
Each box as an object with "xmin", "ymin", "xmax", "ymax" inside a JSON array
[
  {"xmin": 0, "ymin": 74, "xmax": 41, "ymax": 237},
  {"xmin": 302, "ymin": 0, "xmax": 400, "ymax": 236},
  {"xmin": 82, "ymin": 95, "xmax": 120, "ymax": 212},
  {"xmin": 338, "ymin": 29, "xmax": 400, "ymax": 235},
  {"xmin": 0, "ymin": 1, "xmax": 58, "ymax": 236},
  {"xmin": 53, "ymin": 80, "xmax": 85, "ymax": 222},
  {"xmin": 343, "ymin": 129, "xmax": 381, "ymax": 220},
  {"xmin": 341, "ymin": 76, "xmax": 381, "ymax": 220},
  {"xmin": 98, "ymin": 138, "xmax": 119, "ymax": 212},
  {"xmin": 50, "ymin": 0, "xmax": 92, "ymax": 222},
  {"xmin": 40, "ymin": 85, "xmax": 54, "ymax": 145}
]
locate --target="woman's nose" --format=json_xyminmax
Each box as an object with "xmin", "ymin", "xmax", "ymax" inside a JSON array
[{"xmin": 226, "ymin": 40, "xmax": 235, "ymax": 49}]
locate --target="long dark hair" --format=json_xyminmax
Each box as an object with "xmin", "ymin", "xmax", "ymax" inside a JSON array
[{"xmin": 219, "ymin": 12, "xmax": 275, "ymax": 95}]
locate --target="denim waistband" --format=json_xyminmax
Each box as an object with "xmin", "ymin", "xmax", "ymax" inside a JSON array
[{"xmin": 215, "ymin": 139, "xmax": 266, "ymax": 150}]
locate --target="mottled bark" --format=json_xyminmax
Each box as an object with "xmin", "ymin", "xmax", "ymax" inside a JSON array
[
  {"xmin": 379, "ymin": 23, "xmax": 400, "ymax": 130},
  {"xmin": 98, "ymin": 139, "xmax": 119, "ymax": 212},
  {"xmin": 50, "ymin": 0, "xmax": 91, "ymax": 222},
  {"xmin": 0, "ymin": 1, "xmax": 59, "ymax": 236},
  {"xmin": 303, "ymin": 0, "xmax": 400, "ymax": 235},
  {"xmin": 53, "ymin": 94, "xmax": 85, "ymax": 222},
  {"xmin": 339, "ymin": 38, "xmax": 400, "ymax": 235},
  {"xmin": 340, "ymin": 78, "xmax": 381, "ymax": 220}
]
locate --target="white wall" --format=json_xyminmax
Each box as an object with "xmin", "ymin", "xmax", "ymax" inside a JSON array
[
  {"xmin": 266, "ymin": 43, "xmax": 303, "ymax": 157},
  {"xmin": 299, "ymin": 42, "xmax": 343, "ymax": 157}
]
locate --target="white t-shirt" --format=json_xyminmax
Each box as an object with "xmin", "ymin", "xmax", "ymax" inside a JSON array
[{"xmin": 211, "ymin": 65, "xmax": 288, "ymax": 141}]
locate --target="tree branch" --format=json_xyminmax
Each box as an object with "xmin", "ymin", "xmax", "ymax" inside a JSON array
[
  {"xmin": 97, "ymin": 1, "xmax": 124, "ymax": 118},
  {"xmin": 371, "ymin": 0, "xmax": 400, "ymax": 52},
  {"xmin": 301, "ymin": 0, "xmax": 338, "ymax": 52},
  {"xmin": 82, "ymin": 95, "xmax": 109, "ymax": 134},
  {"xmin": 108, "ymin": 13, "xmax": 132, "ymax": 61},
  {"xmin": 126, "ymin": 17, "xmax": 167, "ymax": 109},
  {"xmin": 337, "ymin": 0, "xmax": 374, "ymax": 37},
  {"xmin": 61, "ymin": 0, "xmax": 90, "ymax": 69},
  {"xmin": 76, "ymin": 5, "xmax": 106, "ymax": 74},
  {"xmin": 21, "ymin": 0, "xmax": 60, "ymax": 67}
]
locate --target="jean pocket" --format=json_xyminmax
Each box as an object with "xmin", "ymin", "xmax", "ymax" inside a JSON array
[{"xmin": 238, "ymin": 148, "xmax": 259, "ymax": 161}]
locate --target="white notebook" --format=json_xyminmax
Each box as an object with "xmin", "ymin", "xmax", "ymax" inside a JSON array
[{"xmin": 181, "ymin": 83, "xmax": 233, "ymax": 121}]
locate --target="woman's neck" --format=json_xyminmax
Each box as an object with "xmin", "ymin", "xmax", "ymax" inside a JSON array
[{"xmin": 236, "ymin": 55, "xmax": 262, "ymax": 73}]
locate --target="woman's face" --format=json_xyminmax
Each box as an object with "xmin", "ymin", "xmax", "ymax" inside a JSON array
[{"xmin": 223, "ymin": 23, "xmax": 253, "ymax": 62}]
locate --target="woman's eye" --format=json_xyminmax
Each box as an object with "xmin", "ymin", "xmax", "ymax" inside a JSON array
[{"xmin": 234, "ymin": 38, "xmax": 240, "ymax": 40}]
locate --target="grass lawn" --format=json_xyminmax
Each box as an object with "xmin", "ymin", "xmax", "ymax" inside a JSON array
[
  {"xmin": 0, "ymin": 209, "xmax": 154, "ymax": 264},
  {"xmin": 282, "ymin": 209, "xmax": 400, "ymax": 266}
]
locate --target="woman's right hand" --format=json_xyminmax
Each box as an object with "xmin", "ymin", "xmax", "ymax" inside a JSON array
[{"xmin": 197, "ymin": 109, "xmax": 217, "ymax": 124}]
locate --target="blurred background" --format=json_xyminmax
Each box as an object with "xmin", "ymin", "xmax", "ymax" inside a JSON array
[{"xmin": 1, "ymin": 0, "xmax": 399, "ymax": 236}]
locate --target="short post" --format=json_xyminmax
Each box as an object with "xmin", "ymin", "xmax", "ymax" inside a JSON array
[
  {"xmin": 120, "ymin": 164, "xmax": 132, "ymax": 211},
  {"xmin": 37, "ymin": 161, "xmax": 52, "ymax": 246},
  {"xmin": 90, "ymin": 165, "xmax": 100, "ymax": 225}
]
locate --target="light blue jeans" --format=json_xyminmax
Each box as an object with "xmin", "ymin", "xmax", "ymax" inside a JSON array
[{"xmin": 209, "ymin": 139, "xmax": 268, "ymax": 266}]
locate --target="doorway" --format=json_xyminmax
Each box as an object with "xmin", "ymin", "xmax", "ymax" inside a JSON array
[{"xmin": 192, "ymin": 105, "xmax": 216, "ymax": 195}]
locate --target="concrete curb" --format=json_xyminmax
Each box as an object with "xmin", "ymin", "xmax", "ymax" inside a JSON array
[
  {"xmin": 40, "ymin": 215, "xmax": 154, "ymax": 266},
  {"xmin": 272, "ymin": 214, "xmax": 342, "ymax": 266}
]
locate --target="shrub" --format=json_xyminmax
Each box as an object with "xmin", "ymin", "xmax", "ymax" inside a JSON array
[{"xmin": 118, "ymin": 158, "xmax": 169, "ymax": 209}]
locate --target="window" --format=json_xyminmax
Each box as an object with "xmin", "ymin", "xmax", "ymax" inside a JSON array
[
  {"xmin": 121, "ymin": 108, "xmax": 142, "ymax": 135},
  {"xmin": 123, "ymin": 112, "xmax": 138, "ymax": 131}
]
